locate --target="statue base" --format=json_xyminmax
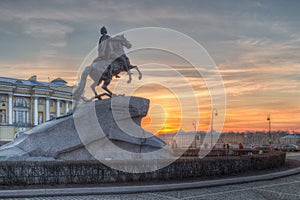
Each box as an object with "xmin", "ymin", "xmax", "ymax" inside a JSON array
[{"xmin": 0, "ymin": 96, "xmax": 172, "ymax": 161}]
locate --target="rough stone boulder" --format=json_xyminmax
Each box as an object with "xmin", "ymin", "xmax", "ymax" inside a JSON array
[{"xmin": 0, "ymin": 96, "xmax": 171, "ymax": 161}]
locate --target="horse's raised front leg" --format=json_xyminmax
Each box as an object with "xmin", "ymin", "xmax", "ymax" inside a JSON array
[
  {"xmin": 133, "ymin": 65, "xmax": 142, "ymax": 80},
  {"xmin": 91, "ymin": 79, "xmax": 103, "ymax": 100},
  {"xmin": 127, "ymin": 71, "xmax": 132, "ymax": 84}
]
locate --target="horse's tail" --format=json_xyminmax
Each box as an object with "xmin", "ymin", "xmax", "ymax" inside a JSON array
[{"xmin": 73, "ymin": 66, "xmax": 92, "ymax": 101}]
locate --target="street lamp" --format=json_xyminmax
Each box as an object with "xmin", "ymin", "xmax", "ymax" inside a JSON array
[
  {"xmin": 211, "ymin": 108, "xmax": 218, "ymax": 148},
  {"xmin": 267, "ymin": 113, "xmax": 272, "ymax": 144},
  {"xmin": 192, "ymin": 121, "xmax": 198, "ymax": 148}
]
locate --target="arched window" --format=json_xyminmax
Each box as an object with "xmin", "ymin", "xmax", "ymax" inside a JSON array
[
  {"xmin": 13, "ymin": 98, "xmax": 29, "ymax": 126},
  {"xmin": 14, "ymin": 98, "xmax": 28, "ymax": 108}
]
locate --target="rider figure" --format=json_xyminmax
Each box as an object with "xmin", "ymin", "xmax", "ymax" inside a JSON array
[
  {"xmin": 98, "ymin": 26, "xmax": 116, "ymax": 78},
  {"xmin": 98, "ymin": 26, "xmax": 111, "ymax": 59},
  {"xmin": 98, "ymin": 26, "xmax": 130, "ymax": 79},
  {"xmin": 99, "ymin": 26, "xmax": 110, "ymax": 44}
]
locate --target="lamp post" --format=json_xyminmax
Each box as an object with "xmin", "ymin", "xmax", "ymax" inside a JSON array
[
  {"xmin": 192, "ymin": 121, "xmax": 198, "ymax": 148},
  {"xmin": 211, "ymin": 108, "xmax": 218, "ymax": 148},
  {"xmin": 267, "ymin": 113, "xmax": 272, "ymax": 144}
]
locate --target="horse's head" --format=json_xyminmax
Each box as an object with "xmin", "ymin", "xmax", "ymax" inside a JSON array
[{"xmin": 115, "ymin": 34, "xmax": 132, "ymax": 49}]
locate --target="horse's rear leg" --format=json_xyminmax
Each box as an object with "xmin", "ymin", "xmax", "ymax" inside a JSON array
[
  {"xmin": 91, "ymin": 80, "xmax": 100, "ymax": 99},
  {"xmin": 102, "ymin": 79, "xmax": 113, "ymax": 97}
]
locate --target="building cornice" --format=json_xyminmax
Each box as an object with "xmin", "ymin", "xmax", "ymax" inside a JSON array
[
  {"xmin": 14, "ymin": 93, "xmax": 31, "ymax": 97},
  {"xmin": 32, "ymin": 87, "xmax": 53, "ymax": 93},
  {"xmin": 53, "ymin": 90, "xmax": 72, "ymax": 96},
  {"xmin": 50, "ymin": 97, "xmax": 73, "ymax": 102},
  {"xmin": 0, "ymin": 84, "xmax": 15, "ymax": 89},
  {"xmin": 0, "ymin": 82, "xmax": 72, "ymax": 93},
  {"xmin": 15, "ymin": 87, "xmax": 31, "ymax": 91},
  {"xmin": 0, "ymin": 91, "xmax": 13, "ymax": 95},
  {"xmin": 0, "ymin": 92, "xmax": 72, "ymax": 101}
]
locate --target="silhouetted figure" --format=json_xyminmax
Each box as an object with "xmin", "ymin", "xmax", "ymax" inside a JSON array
[
  {"xmin": 239, "ymin": 143, "xmax": 244, "ymax": 150},
  {"xmin": 226, "ymin": 143, "xmax": 230, "ymax": 155}
]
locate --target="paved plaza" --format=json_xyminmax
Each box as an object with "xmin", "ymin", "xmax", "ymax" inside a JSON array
[
  {"xmin": 4, "ymin": 152, "xmax": 300, "ymax": 200},
  {"xmin": 5, "ymin": 173, "xmax": 300, "ymax": 200}
]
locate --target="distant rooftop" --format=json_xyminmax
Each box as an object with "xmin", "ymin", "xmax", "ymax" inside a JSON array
[
  {"xmin": 51, "ymin": 77, "xmax": 68, "ymax": 86},
  {"xmin": 281, "ymin": 134, "xmax": 300, "ymax": 139},
  {"xmin": 0, "ymin": 75, "xmax": 71, "ymax": 88}
]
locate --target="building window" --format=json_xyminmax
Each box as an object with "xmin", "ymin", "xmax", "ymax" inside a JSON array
[
  {"xmin": 38, "ymin": 112, "xmax": 43, "ymax": 124},
  {"xmin": 14, "ymin": 97, "xmax": 28, "ymax": 108},
  {"xmin": 0, "ymin": 95, "xmax": 5, "ymax": 102},
  {"xmin": 50, "ymin": 100, "xmax": 54, "ymax": 107},
  {"xmin": 13, "ymin": 98, "xmax": 29, "ymax": 126},
  {"xmin": 0, "ymin": 95, "xmax": 6, "ymax": 106},
  {"xmin": 0, "ymin": 109, "xmax": 6, "ymax": 123},
  {"xmin": 60, "ymin": 101, "xmax": 63, "ymax": 108},
  {"xmin": 38, "ymin": 99, "xmax": 44, "ymax": 105},
  {"xmin": 14, "ymin": 110, "xmax": 28, "ymax": 124}
]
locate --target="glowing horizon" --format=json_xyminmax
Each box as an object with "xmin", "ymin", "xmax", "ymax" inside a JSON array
[{"xmin": 1, "ymin": 71, "xmax": 299, "ymax": 133}]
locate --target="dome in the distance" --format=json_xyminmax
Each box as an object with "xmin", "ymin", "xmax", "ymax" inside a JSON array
[{"xmin": 51, "ymin": 77, "xmax": 67, "ymax": 86}]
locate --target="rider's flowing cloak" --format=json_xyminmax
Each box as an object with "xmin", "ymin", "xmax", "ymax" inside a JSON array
[
  {"xmin": 93, "ymin": 37, "xmax": 118, "ymax": 74},
  {"xmin": 93, "ymin": 38, "xmax": 115, "ymax": 72},
  {"xmin": 97, "ymin": 38, "xmax": 113, "ymax": 60}
]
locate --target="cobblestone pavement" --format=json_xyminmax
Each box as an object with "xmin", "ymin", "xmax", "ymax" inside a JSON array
[
  {"xmin": 287, "ymin": 151, "xmax": 300, "ymax": 161},
  {"xmin": 7, "ymin": 153, "xmax": 300, "ymax": 200},
  {"xmin": 7, "ymin": 173, "xmax": 300, "ymax": 200}
]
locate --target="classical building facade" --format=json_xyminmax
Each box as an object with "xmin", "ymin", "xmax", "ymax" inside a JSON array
[{"xmin": 0, "ymin": 75, "xmax": 73, "ymax": 143}]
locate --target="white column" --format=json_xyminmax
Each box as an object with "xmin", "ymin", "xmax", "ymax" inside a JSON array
[
  {"xmin": 34, "ymin": 97, "xmax": 38, "ymax": 126},
  {"xmin": 22, "ymin": 111, "xmax": 25, "ymax": 124},
  {"xmin": 8, "ymin": 94, "xmax": 13, "ymax": 125},
  {"xmin": 45, "ymin": 98, "xmax": 50, "ymax": 121},
  {"xmin": 65, "ymin": 101, "xmax": 69, "ymax": 114},
  {"xmin": 26, "ymin": 111, "xmax": 29, "ymax": 123},
  {"xmin": 56, "ymin": 100, "xmax": 60, "ymax": 117}
]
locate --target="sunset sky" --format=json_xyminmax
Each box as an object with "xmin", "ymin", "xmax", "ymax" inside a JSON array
[{"xmin": 0, "ymin": 0, "xmax": 299, "ymax": 133}]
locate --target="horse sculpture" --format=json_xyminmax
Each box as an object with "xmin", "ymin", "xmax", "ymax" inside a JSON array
[{"xmin": 73, "ymin": 34, "xmax": 142, "ymax": 102}]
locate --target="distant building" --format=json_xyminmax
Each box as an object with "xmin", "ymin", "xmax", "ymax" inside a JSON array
[
  {"xmin": 280, "ymin": 134, "xmax": 300, "ymax": 145},
  {"xmin": 0, "ymin": 75, "xmax": 73, "ymax": 144},
  {"xmin": 158, "ymin": 130, "xmax": 206, "ymax": 148}
]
